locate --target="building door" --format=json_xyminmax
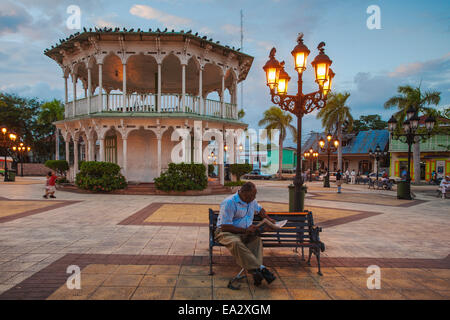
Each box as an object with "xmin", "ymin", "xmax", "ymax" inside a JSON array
[{"xmin": 436, "ymin": 160, "xmax": 445, "ymax": 179}]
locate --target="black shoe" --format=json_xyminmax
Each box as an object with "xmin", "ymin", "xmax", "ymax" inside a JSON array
[
  {"xmin": 250, "ymin": 269, "xmax": 263, "ymax": 286},
  {"xmin": 50, "ymin": 195, "xmax": 56, "ymax": 198},
  {"xmin": 260, "ymin": 267, "xmax": 276, "ymax": 284},
  {"xmin": 43, "ymin": 195, "xmax": 48, "ymax": 199}
]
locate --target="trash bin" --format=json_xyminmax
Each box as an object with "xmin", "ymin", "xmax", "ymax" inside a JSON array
[
  {"xmin": 397, "ymin": 180, "xmax": 411, "ymax": 200},
  {"xmin": 7, "ymin": 170, "xmax": 16, "ymax": 182},
  {"xmin": 289, "ymin": 184, "xmax": 307, "ymax": 212}
]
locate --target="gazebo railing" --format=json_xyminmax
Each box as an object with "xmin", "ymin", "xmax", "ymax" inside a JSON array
[{"xmin": 65, "ymin": 93, "xmax": 237, "ymax": 120}]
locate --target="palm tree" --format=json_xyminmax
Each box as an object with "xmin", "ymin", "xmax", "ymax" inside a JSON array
[
  {"xmin": 258, "ymin": 107, "xmax": 297, "ymax": 178},
  {"xmin": 384, "ymin": 85, "xmax": 441, "ymax": 183},
  {"xmin": 38, "ymin": 99, "xmax": 65, "ymax": 160},
  {"xmin": 317, "ymin": 92, "xmax": 353, "ymax": 171}
]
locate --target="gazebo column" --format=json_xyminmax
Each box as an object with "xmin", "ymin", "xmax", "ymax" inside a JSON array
[
  {"xmin": 72, "ymin": 74, "xmax": 77, "ymax": 117},
  {"xmin": 73, "ymin": 137, "xmax": 79, "ymax": 174},
  {"xmin": 122, "ymin": 63, "xmax": 127, "ymax": 112},
  {"xmin": 99, "ymin": 138, "xmax": 105, "ymax": 161},
  {"xmin": 218, "ymin": 135, "xmax": 224, "ymax": 185},
  {"xmin": 65, "ymin": 139, "xmax": 70, "ymax": 162},
  {"xmin": 157, "ymin": 134, "xmax": 162, "ymax": 176},
  {"xmin": 198, "ymin": 67, "xmax": 203, "ymax": 115},
  {"xmin": 221, "ymin": 74, "xmax": 225, "ymax": 118},
  {"xmin": 55, "ymin": 129, "xmax": 60, "ymax": 160},
  {"xmin": 84, "ymin": 139, "xmax": 88, "ymax": 161},
  {"xmin": 99, "ymin": 63, "xmax": 103, "ymax": 111},
  {"xmin": 181, "ymin": 63, "xmax": 186, "ymax": 112},
  {"xmin": 63, "ymin": 75, "xmax": 68, "ymax": 118},
  {"xmin": 88, "ymin": 138, "xmax": 95, "ymax": 161},
  {"xmin": 87, "ymin": 67, "xmax": 92, "ymax": 114},
  {"xmin": 122, "ymin": 138, "xmax": 128, "ymax": 178},
  {"xmin": 157, "ymin": 63, "xmax": 162, "ymax": 112}
]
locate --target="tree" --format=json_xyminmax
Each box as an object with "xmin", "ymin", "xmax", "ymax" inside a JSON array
[
  {"xmin": 0, "ymin": 93, "xmax": 64, "ymax": 162},
  {"xmin": 317, "ymin": 92, "xmax": 354, "ymax": 171},
  {"xmin": 352, "ymin": 115, "xmax": 387, "ymax": 133},
  {"xmin": 38, "ymin": 99, "xmax": 65, "ymax": 161},
  {"xmin": 384, "ymin": 85, "xmax": 441, "ymax": 183},
  {"xmin": 258, "ymin": 107, "xmax": 297, "ymax": 179},
  {"xmin": 238, "ymin": 109, "xmax": 245, "ymax": 120}
]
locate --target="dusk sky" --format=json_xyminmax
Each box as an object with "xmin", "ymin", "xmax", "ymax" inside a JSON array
[{"xmin": 0, "ymin": 0, "xmax": 449, "ymax": 146}]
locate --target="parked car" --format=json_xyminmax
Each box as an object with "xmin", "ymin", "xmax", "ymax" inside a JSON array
[{"xmin": 243, "ymin": 169, "xmax": 274, "ymax": 180}]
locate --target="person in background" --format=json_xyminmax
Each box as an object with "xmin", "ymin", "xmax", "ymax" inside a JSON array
[
  {"xmin": 43, "ymin": 171, "xmax": 58, "ymax": 199},
  {"xmin": 439, "ymin": 176, "xmax": 449, "ymax": 199},
  {"xmin": 345, "ymin": 169, "xmax": 350, "ymax": 184},
  {"xmin": 350, "ymin": 169, "xmax": 356, "ymax": 184},
  {"xmin": 336, "ymin": 169, "xmax": 343, "ymax": 193}
]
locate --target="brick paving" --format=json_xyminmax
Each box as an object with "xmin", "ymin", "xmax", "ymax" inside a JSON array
[{"xmin": 0, "ymin": 178, "xmax": 448, "ymax": 299}]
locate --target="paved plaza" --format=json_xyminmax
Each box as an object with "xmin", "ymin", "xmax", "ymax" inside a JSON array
[{"xmin": 0, "ymin": 177, "xmax": 449, "ymax": 300}]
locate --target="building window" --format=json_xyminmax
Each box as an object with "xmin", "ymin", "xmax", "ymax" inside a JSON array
[
  {"xmin": 358, "ymin": 160, "xmax": 372, "ymax": 175},
  {"xmin": 105, "ymin": 135, "xmax": 117, "ymax": 164}
]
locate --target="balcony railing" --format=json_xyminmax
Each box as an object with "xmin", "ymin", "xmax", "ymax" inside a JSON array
[
  {"xmin": 65, "ymin": 93, "xmax": 238, "ymax": 120},
  {"xmin": 389, "ymin": 134, "xmax": 450, "ymax": 152}
]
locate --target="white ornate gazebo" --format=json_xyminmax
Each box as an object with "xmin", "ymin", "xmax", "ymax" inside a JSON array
[{"xmin": 45, "ymin": 28, "xmax": 253, "ymax": 184}]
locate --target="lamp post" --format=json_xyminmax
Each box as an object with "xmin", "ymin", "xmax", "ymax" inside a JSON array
[
  {"xmin": 263, "ymin": 33, "xmax": 334, "ymax": 211},
  {"xmin": 318, "ymin": 133, "xmax": 339, "ymax": 187},
  {"xmin": 369, "ymin": 145, "xmax": 387, "ymax": 181},
  {"xmin": 1, "ymin": 125, "xmax": 18, "ymax": 182},
  {"xmin": 387, "ymin": 107, "xmax": 435, "ymax": 199},
  {"xmin": 13, "ymin": 143, "xmax": 31, "ymax": 177},
  {"xmin": 303, "ymin": 148, "xmax": 319, "ymax": 182}
]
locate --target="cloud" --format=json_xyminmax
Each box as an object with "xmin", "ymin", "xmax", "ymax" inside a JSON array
[
  {"xmin": 1, "ymin": 82, "xmax": 64, "ymax": 101},
  {"xmin": 221, "ymin": 24, "xmax": 240, "ymax": 35},
  {"xmin": 0, "ymin": 1, "xmax": 33, "ymax": 35},
  {"xmin": 388, "ymin": 53, "xmax": 450, "ymax": 78},
  {"xmin": 129, "ymin": 5, "xmax": 192, "ymax": 29}
]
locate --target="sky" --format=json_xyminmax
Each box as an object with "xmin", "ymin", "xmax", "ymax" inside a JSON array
[{"xmin": 0, "ymin": 0, "xmax": 449, "ymax": 147}]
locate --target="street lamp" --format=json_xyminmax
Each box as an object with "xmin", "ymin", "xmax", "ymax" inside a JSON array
[
  {"xmin": 304, "ymin": 149, "xmax": 318, "ymax": 182},
  {"xmin": 369, "ymin": 144, "xmax": 387, "ymax": 181},
  {"xmin": 263, "ymin": 33, "xmax": 333, "ymax": 211},
  {"xmin": 318, "ymin": 133, "xmax": 339, "ymax": 187},
  {"xmin": 387, "ymin": 111, "xmax": 436, "ymax": 199},
  {"xmin": 1, "ymin": 125, "xmax": 19, "ymax": 181},
  {"xmin": 13, "ymin": 142, "xmax": 31, "ymax": 177}
]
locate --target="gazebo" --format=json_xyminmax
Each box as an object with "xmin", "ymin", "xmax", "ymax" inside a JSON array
[{"xmin": 45, "ymin": 28, "xmax": 254, "ymax": 184}]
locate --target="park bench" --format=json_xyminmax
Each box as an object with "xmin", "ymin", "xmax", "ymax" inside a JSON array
[
  {"xmin": 368, "ymin": 179, "xmax": 394, "ymax": 190},
  {"xmin": 208, "ymin": 209, "xmax": 326, "ymax": 286}
]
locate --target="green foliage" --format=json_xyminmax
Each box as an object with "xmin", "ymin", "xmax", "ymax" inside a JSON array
[
  {"xmin": 56, "ymin": 177, "xmax": 69, "ymax": 184},
  {"xmin": 0, "ymin": 93, "xmax": 64, "ymax": 162},
  {"xmin": 75, "ymin": 161, "xmax": 127, "ymax": 192},
  {"xmin": 208, "ymin": 164, "xmax": 215, "ymax": 175},
  {"xmin": 229, "ymin": 163, "xmax": 253, "ymax": 181},
  {"xmin": 238, "ymin": 109, "xmax": 245, "ymax": 119},
  {"xmin": 317, "ymin": 92, "xmax": 353, "ymax": 134},
  {"xmin": 350, "ymin": 115, "xmax": 387, "ymax": 133},
  {"xmin": 44, "ymin": 160, "xmax": 69, "ymax": 175},
  {"xmin": 154, "ymin": 163, "xmax": 207, "ymax": 191},
  {"xmin": 224, "ymin": 181, "xmax": 245, "ymax": 187}
]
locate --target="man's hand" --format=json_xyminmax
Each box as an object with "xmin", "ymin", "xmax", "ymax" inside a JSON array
[
  {"xmin": 259, "ymin": 208, "xmax": 276, "ymax": 224},
  {"xmin": 245, "ymin": 225, "xmax": 259, "ymax": 235}
]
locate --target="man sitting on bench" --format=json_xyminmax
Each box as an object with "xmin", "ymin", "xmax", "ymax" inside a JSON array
[{"xmin": 215, "ymin": 181, "xmax": 277, "ymax": 286}]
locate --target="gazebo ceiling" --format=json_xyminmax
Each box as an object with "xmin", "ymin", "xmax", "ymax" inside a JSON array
[{"xmin": 46, "ymin": 29, "xmax": 253, "ymax": 95}]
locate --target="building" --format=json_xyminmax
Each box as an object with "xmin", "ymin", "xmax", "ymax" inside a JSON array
[
  {"xmin": 302, "ymin": 130, "xmax": 390, "ymax": 174},
  {"xmin": 389, "ymin": 116, "xmax": 450, "ymax": 181},
  {"xmin": 265, "ymin": 147, "xmax": 297, "ymax": 174},
  {"xmin": 45, "ymin": 29, "xmax": 253, "ymax": 184}
]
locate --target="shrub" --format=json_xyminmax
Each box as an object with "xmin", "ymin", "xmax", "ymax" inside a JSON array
[
  {"xmin": 45, "ymin": 160, "xmax": 69, "ymax": 176},
  {"xmin": 75, "ymin": 161, "xmax": 127, "ymax": 192},
  {"xmin": 224, "ymin": 181, "xmax": 245, "ymax": 187},
  {"xmin": 155, "ymin": 163, "xmax": 207, "ymax": 192},
  {"xmin": 229, "ymin": 163, "xmax": 253, "ymax": 181},
  {"xmin": 56, "ymin": 177, "xmax": 69, "ymax": 184}
]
